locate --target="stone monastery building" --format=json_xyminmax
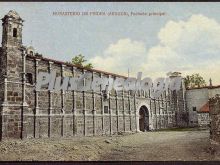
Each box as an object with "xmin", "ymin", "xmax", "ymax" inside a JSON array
[{"xmin": 0, "ymin": 11, "xmax": 188, "ymax": 140}]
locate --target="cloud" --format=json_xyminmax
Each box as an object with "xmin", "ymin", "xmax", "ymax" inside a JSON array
[
  {"xmin": 142, "ymin": 14, "xmax": 220, "ymax": 78},
  {"xmin": 89, "ymin": 14, "xmax": 220, "ymax": 85},
  {"xmin": 89, "ymin": 38, "xmax": 147, "ymax": 76}
]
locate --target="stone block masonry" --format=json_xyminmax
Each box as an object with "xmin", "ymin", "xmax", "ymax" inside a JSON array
[
  {"xmin": 0, "ymin": 10, "xmax": 187, "ymax": 140},
  {"xmin": 209, "ymin": 96, "xmax": 220, "ymax": 144}
]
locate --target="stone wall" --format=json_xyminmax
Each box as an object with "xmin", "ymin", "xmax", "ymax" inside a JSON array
[
  {"xmin": 0, "ymin": 47, "xmax": 6, "ymax": 104},
  {"xmin": 209, "ymin": 87, "xmax": 220, "ymax": 98},
  {"xmin": 197, "ymin": 112, "xmax": 209, "ymax": 127},
  {"xmin": 209, "ymin": 96, "xmax": 220, "ymax": 144},
  {"xmin": 186, "ymin": 88, "xmax": 209, "ymax": 126},
  {"xmin": 0, "ymin": 51, "xmax": 187, "ymax": 139},
  {"xmin": 0, "ymin": 47, "xmax": 4, "ymax": 140}
]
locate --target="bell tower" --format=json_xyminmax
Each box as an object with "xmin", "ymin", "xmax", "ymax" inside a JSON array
[
  {"xmin": 1, "ymin": 10, "xmax": 24, "ymax": 48},
  {"xmin": 0, "ymin": 11, "xmax": 26, "ymax": 139}
]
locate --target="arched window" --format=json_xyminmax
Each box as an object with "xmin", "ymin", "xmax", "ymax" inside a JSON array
[
  {"xmin": 13, "ymin": 28, "xmax": 17, "ymax": 38},
  {"xmin": 30, "ymin": 51, "xmax": 33, "ymax": 56}
]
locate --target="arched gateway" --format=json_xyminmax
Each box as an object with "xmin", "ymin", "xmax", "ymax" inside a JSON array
[{"xmin": 139, "ymin": 105, "xmax": 150, "ymax": 132}]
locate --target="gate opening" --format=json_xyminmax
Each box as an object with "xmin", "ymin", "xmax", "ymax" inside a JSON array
[{"xmin": 139, "ymin": 105, "xmax": 149, "ymax": 132}]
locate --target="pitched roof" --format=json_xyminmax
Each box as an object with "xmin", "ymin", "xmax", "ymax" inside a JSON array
[
  {"xmin": 199, "ymin": 102, "xmax": 209, "ymax": 113},
  {"xmin": 6, "ymin": 10, "xmax": 20, "ymax": 19}
]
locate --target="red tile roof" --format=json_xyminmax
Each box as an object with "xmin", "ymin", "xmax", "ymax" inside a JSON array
[{"xmin": 199, "ymin": 102, "xmax": 209, "ymax": 113}]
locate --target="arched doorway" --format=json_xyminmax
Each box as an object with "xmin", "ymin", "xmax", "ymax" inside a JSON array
[{"xmin": 139, "ymin": 106, "xmax": 149, "ymax": 132}]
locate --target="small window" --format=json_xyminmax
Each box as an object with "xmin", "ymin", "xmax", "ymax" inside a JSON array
[
  {"xmin": 26, "ymin": 73, "xmax": 33, "ymax": 84},
  {"xmin": 13, "ymin": 28, "xmax": 17, "ymax": 38},
  {"xmin": 30, "ymin": 51, "xmax": 33, "ymax": 56},
  {"xmin": 104, "ymin": 106, "xmax": 109, "ymax": 114},
  {"xmin": 193, "ymin": 107, "xmax": 197, "ymax": 112}
]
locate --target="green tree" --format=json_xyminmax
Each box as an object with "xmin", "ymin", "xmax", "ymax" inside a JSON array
[
  {"xmin": 184, "ymin": 73, "xmax": 206, "ymax": 88},
  {"xmin": 71, "ymin": 54, "xmax": 93, "ymax": 69}
]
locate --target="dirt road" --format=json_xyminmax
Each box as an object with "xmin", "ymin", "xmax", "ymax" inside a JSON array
[{"xmin": 0, "ymin": 129, "xmax": 219, "ymax": 161}]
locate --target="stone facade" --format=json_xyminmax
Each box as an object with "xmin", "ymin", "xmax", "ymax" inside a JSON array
[
  {"xmin": 209, "ymin": 96, "xmax": 220, "ymax": 146},
  {"xmin": 0, "ymin": 11, "xmax": 187, "ymax": 140}
]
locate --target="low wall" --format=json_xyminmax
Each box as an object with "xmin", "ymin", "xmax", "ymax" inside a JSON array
[{"xmin": 197, "ymin": 112, "xmax": 210, "ymax": 127}]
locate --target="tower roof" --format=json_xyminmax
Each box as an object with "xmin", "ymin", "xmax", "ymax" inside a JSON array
[
  {"xmin": 2, "ymin": 10, "xmax": 24, "ymax": 22},
  {"xmin": 6, "ymin": 10, "xmax": 21, "ymax": 19}
]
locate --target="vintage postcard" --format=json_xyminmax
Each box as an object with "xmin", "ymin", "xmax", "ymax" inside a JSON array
[{"xmin": 0, "ymin": 1, "xmax": 219, "ymax": 162}]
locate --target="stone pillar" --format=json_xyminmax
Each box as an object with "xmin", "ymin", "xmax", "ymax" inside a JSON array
[
  {"xmin": 21, "ymin": 49, "xmax": 28, "ymax": 139},
  {"xmin": 160, "ymin": 99, "xmax": 162, "ymax": 129},
  {"xmin": 165, "ymin": 91, "xmax": 168, "ymax": 128},
  {"xmin": 61, "ymin": 64, "xmax": 65, "ymax": 137},
  {"xmin": 154, "ymin": 99, "xmax": 157, "ymax": 130},
  {"xmin": 134, "ymin": 92, "xmax": 138, "ymax": 132},
  {"xmin": 92, "ymin": 71, "xmax": 96, "ymax": 136},
  {"xmin": 128, "ymin": 91, "xmax": 132, "ymax": 131},
  {"xmin": 116, "ymin": 92, "xmax": 119, "ymax": 133},
  {"xmin": 108, "ymin": 75, "xmax": 112, "ymax": 135},
  {"xmin": 0, "ymin": 76, "xmax": 8, "ymax": 139},
  {"xmin": 21, "ymin": 50, "xmax": 28, "ymax": 106},
  {"xmin": 72, "ymin": 67, "xmax": 76, "ymax": 136},
  {"xmin": 83, "ymin": 69, "xmax": 86, "ymax": 136},
  {"xmin": 109, "ymin": 92, "xmax": 112, "ymax": 134},
  {"xmin": 35, "ymin": 59, "xmax": 41, "ymax": 115},
  {"xmin": 48, "ymin": 61, "xmax": 54, "ymax": 137},
  {"xmin": 3, "ymin": 76, "xmax": 8, "ymax": 105},
  {"xmin": 34, "ymin": 58, "xmax": 40, "ymax": 138},
  {"xmin": 159, "ymin": 96, "xmax": 162, "ymax": 128},
  {"xmin": 61, "ymin": 65, "xmax": 65, "ymax": 114},
  {"xmin": 122, "ymin": 90, "xmax": 126, "ymax": 132},
  {"xmin": 100, "ymin": 73, "xmax": 104, "ymax": 135},
  {"xmin": 168, "ymin": 89, "xmax": 171, "ymax": 126},
  {"xmin": 176, "ymin": 90, "xmax": 179, "ymax": 127},
  {"xmin": 162, "ymin": 94, "xmax": 165, "ymax": 128}
]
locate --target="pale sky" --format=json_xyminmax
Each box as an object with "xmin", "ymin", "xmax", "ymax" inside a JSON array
[{"xmin": 1, "ymin": 2, "xmax": 220, "ymax": 85}]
